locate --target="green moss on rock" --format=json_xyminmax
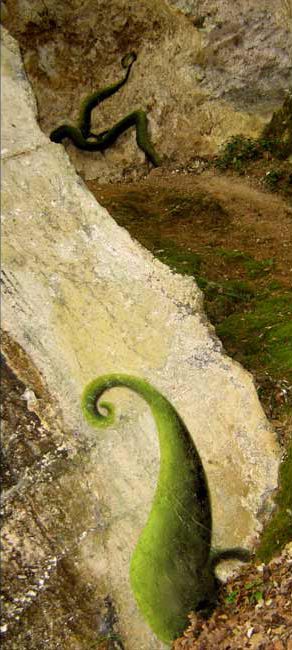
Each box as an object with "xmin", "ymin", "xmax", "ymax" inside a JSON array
[
  {"xmin": 216, "ymin": 293, "xmax": 292, "ymax": 378},
  {"xmin": 82, "ymin": 374, "xmax": 214, "ymax": 643},
  {"xmin": 81, "ymin": 375, "xmax": 249, "ymax": 643},
  {"xmin": 153, "ymin": 239, "xmax": 201, "ymax": 276},
  {"xmin": 257, "ymin": 443, "xmax": 292, "ymax": 562}
]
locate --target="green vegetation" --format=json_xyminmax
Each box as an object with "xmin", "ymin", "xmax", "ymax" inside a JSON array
[
  {"xmin": 224, "ymin": 579, "xmax": 265, "ymax": 608},
  {"xmin": 215, "ymin": 249, "xmax": 275, "ymax": 278},
  {"xmin": 243, "ymin": 257, "xmax": 274, "ymax": 278},
  {"xmin": 82, "ymin": 374, "xmax": 214, "ymax": 643},
  {"xmin": 154, "ymin": 239, "xmax": 202, "ymax": 276},
  {"xmin": 215, "ymin": 93, "xmax": 292, "ymax": 173},
  {"xmin": 214, "ymin": 95, "xmax": 292, "ymax": 198},
  {"xmin": 196, "ymin": 277, "xmax": 255, "ymax": 321},
  {"xmin": 224, "ymin": 589, "xmax": 239, "ymax": 605},
  {"xmin": 216, "ymin": 293, "xmax": 292, "ymax": 377},
  {"xmin": 257, "ymin": 444, "xmax": 292, "ymax": 562},
  {"xmin": 215, "ymin": 135, "xmax": 287, "ymax": 173},
  {"xmin": 152, "ymin": 241, "xmax": 292, "ymax": 562},
  {"xmin": 216, "ymin": 291, "xmax": 292, "ymax": 562},
  {"xmin": 214, "ymin": 248, "xmax": 249, "ymax": 262},
  {"xmin": 263, "ymin": 169, "xmax": 283, "ymax": 191}
]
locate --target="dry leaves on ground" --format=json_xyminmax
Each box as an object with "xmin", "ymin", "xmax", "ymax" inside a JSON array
[{"xmin": 173, "ymin": 544, "xmax": 292, "ymax": 650}]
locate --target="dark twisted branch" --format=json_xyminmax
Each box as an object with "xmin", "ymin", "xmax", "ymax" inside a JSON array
[{"xmin": 50, "ymin": 52, "xmax": 161, "ymax": 167}]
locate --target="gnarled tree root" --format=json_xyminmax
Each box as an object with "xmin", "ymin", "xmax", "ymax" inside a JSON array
[
  {"xmin": 50, "ymin": 53, "xmax": 161, "ymax": 167},
  {"xmin": 50, "ymin": 110, "xmax": 161, "ymax": 166}
]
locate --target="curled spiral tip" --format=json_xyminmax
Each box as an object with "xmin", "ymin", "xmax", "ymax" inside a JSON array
[
  {"xmin": 121, "ymin": 51, "xmax": 137, "ymax": 68},
  {"xmin": 81, "ymin": 387, "xmax": 115, "ymax": 429},
  {"xmin": 98, "ymin": 401, "xmax": 115, "ymax": 423}
]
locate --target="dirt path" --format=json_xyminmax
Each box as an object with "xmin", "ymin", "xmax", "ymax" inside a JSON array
[{"xmin": 88, "ymin": 169, "xmax": 292, "ymax": 287}]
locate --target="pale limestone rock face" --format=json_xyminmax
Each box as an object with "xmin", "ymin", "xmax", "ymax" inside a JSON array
[
  {"xmin": 3, "ymin": 0, "xmax": 291, "ymax": 181},
  {"xmin": 1, "ymin": 29, "xmax": 47, "ymax": 158},
  {"xmin": 166, "ymin": 0, "xmax": 292, "ymax": 109},
  {"xmin": 1, "ymin": 28, "xmax": 280, "ymax": 649}
]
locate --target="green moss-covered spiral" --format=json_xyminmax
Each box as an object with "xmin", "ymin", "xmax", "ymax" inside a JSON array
[{"xmin": 82, "ymin": 374, "xmax": 250, "ymax": 643}]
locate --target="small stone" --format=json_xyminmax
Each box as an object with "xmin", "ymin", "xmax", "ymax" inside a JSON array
[{"xmin": 21, "ymin": 388, "xmax": 37, "ymax": 404}]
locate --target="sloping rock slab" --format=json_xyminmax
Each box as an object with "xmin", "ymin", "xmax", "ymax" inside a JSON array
[{"xmin": 1, "ymin": 28, "xmax": 279, "ymax": 649}]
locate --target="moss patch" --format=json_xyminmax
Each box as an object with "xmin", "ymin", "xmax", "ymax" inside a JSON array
[
  {"xmin": 154, "ymin": 240, "xmax": 202, "ymax": 276},
  {"xmin": 82, "ymin": 374, "xmax": 215, "ymax": 644},
  {"xmin": 215, "ymin": 135, "xmax": 288, "ymax": 174},
  {"xmin": 257, "ymin": 443, "xmax": 292, "ymax": 562},
  {"xmin": 216, "ymin": 293, "xmax": 292, "ymax": 378}
]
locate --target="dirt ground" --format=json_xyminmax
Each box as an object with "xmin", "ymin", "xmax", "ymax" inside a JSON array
[
  {"xmin": 173, "ymin": 543, "xmax": 292, "ymax": 650},
  {"xmin": 88, "ymin": 166, "xmax": 292, "ymax": 287}
]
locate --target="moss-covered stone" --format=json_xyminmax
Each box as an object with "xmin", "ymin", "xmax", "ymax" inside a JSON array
[
  {"xmin": 82, "ymin": 374, "xmax": 250, "ymax": 644},
  {"xmin": 82, "ymin": 374, "xmax": 214, "ymax": 642},
  {"xmin": 257, "ymin": 443, "xmax": 292, "ymax": 562}
]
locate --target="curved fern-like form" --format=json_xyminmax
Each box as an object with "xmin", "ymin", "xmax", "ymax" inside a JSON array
[
  {"xmin": 50, "ymin": 53, "xmax": 161, "ymax": 167},
  {"xmin": 82, "ymin": 374, "xmax": 250, "ymax": 643}
]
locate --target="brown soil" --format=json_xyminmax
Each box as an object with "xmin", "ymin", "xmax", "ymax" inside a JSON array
[
  {"xmin": 87, "ymin": 166, "xmax": 292, "ymax": 287},
  {"xmin": 172, "ymin": 544, "xmax": 292, "ymax": 650}
]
